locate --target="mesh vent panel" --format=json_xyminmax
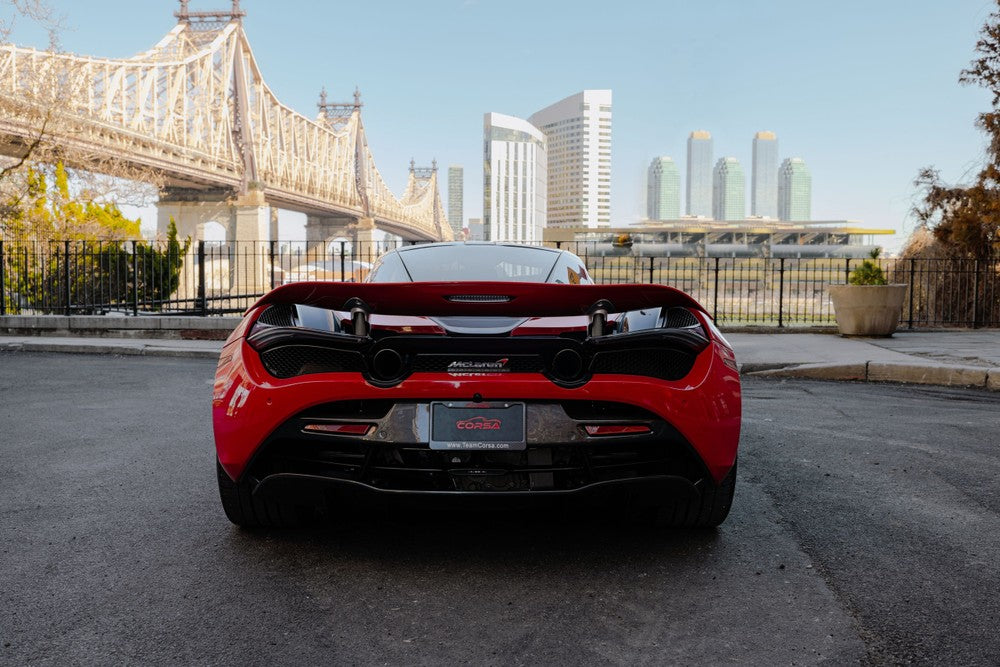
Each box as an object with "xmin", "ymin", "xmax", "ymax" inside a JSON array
[
  {"xmin": 590, "ymin": 348, "xmax": 695, "ymax": 381},
  {"xmin": 665, "ymin": 307, "xmax": 700, "ymax": 329},
  {"xmin": 256, "ymin": 304, "xmax": 297, "ymax": 327},
  {"xmin": 260, "ymin": 345, "xmax": 365, "ymax": 379}
]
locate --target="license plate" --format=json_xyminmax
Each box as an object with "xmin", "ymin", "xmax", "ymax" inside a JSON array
[{"xmin": 429, "ymin": 402, "xmax": 526, "ymax": 451}]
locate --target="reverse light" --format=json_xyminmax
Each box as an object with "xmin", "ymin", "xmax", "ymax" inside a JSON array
[
  {"xmin": 583, "ymin": 424, "xmax": 652, "ymax": 436},
  {"xmin": 303, "ymin": 423, "xmax": 374, "ymax": 436}
]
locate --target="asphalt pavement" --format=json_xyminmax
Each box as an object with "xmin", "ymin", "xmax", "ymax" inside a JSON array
[{"xmin": 1, "ymin": 352, "xmax": 999, "ymax": 664}]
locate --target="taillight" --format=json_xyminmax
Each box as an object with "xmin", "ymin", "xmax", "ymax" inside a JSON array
[
  {"xmin": 303, "ymin": 423, "xmax": 374, "ymax": 436},
  {"xmin": 583, "ymin": 424, "xmax": 652, "ymax": 436}
]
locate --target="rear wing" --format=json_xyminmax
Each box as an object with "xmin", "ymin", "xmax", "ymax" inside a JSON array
[{"xmin": 250, "ymin": 281, "xmax": 707, "ymax": 319}]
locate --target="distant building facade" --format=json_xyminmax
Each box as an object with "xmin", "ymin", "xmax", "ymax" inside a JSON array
[
  {"xmin": 751, "ymin": 131, "xmax": 778, "ymax": 218},
  {"xmin": 467, "ymin": 217, "xmax": 483, "ymax": 241},
  {"xmin": 778, "ymin": 157, "xmax": 812, "ymax": 221},
  {"xmin": 713, "ymin": 157, "xmax": 745, "ymax": 221},
  {"xmin": 447, "ymin": 165, "xmax": 463, "ymax": 238},
  {"xmin": 686, "ymin": 130, "xmax": 713, "ymax": 217},
  {"xmin": 482, "ymin": 112, "xmax": 547, "ymax": 242},
  {"xmin": 529, "ymin": 90, "xmax": 612, "ymax": 228},
  {"xmin": 646, "ymin": 156, "xmax": 680, "ymax": 220}
]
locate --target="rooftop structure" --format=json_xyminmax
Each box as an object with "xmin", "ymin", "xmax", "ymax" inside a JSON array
[{"xmin": 543, "ymin": 219, "xmax": 893, "ymax": 258}]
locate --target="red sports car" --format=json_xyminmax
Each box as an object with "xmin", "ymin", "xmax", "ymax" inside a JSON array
[{"xmin": 213, "ymin": 243, "xmax": 741, "ymax": 527}]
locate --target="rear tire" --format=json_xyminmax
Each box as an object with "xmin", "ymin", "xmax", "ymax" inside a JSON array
[
  {"xmin": 216, "ymin": 461, "xmax": 302, "ymax": 528},
  {"xmin": 651, "ymin": 459, "xmax": 737, "ymax": 528}
]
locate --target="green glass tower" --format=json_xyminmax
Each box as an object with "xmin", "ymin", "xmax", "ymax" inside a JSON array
[
  {"xmin": 712, "ymin": 157, "xmax": 745, "ymax": 221},
  {"xmin": 778, "ymin": 157, "xmax": 811, "ymax": 221},
  {"xmin": 646, "ymin": 156, "xmax": 680, "ymax": 220}
]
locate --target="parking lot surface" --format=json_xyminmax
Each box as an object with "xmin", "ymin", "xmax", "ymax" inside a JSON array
[{"xmin": 1, "ymin": 352, "xmax": 998, "ymax": 664}]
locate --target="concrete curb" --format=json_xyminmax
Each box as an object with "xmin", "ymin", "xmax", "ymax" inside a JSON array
[
  {"xmin": 0, "ymin": 339, "xmax": 221, "ymax": 360},
  {"xmin": 747, "ymin": 360, "xmax": 1000, "ymax": 391},
  {"xmin": 0, "ymin": 315, "xmax": 241, "ymax": 340}
]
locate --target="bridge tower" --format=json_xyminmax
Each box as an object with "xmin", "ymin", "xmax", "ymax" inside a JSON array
[{"xmin": 305, "ymin": 87, "xmax": 373, "ymax": 253}]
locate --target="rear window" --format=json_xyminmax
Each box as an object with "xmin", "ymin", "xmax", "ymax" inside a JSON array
[{"xmin": 371, "ymin": 245, "xmax": 562, "ymax": 283}]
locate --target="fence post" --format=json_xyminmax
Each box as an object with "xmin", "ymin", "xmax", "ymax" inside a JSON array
[
  {"xmin": 197, "ymin": 241, "xmax": 207, "ymax": 316},
  {"xmin": 972, "ymin": 258, "xmax": 980, "ymax": 329},
  {"xmin": 778, "ymin": 257, "xmax": 785, "ymax": 328},
  {"xmin": 63, "ymin": 239, "xmax": 72, "ymax": 316},
  {"xmin": 844, "ymin": 257, "xmax": 851, "ymax": 284},
  {"xmin": 269, "ymin": 240, "xmax": 276, "ymax": 290},
  {"xmin": 907, "ymin": 259, "xmax": 916, "ymax": 330},
  {"xmin": 131, "ymin": 240, "xmax": 139, "ymax": 316},
  {"xmin": 340, "ymin": 241, "xmax": 346, "ymax": 282},
  {"xmin": 713, "ymin": 257, "xmax": 720, "ymax": 321},
  {"xmin": 0, "ymin": 240, "xmax": 5, "ymax": 316}
]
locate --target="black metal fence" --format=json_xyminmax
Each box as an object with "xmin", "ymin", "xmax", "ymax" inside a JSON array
[{"xmin": 1, "ymin": 239, "xmax": 998, "ymax": 327}]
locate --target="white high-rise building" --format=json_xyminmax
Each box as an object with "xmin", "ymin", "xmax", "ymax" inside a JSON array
[
  {"xmin": 686, "ymin": 130, "xmax": 713, "ymax": 217},
  {"xmin": 447, "ymin": 165, "xmax": 464, "ymax": 239},
  {"xmin": 751, "ymin": 131, "xmax": 778, "ymax": 218},
  {"xmin": 528, "ymin": 90, "xmax": 612, "ymax": 228},
  {"xmin": 482, "ymin": 112, "xmax": 547, "ymax": 242}
]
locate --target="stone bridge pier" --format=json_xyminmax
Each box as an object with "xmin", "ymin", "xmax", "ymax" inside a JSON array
[
  {"xmin": 156, "ymin": 187, "xmax": 272, "ymax": 301},
  {"xmin": 305, "ymin": 214, "xmax": 379, "ymax": 261}
]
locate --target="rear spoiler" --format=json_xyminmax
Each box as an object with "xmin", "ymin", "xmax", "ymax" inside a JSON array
[{"xmin": 250, "ymin": 281, "xmax": 706, "ymax": 318}]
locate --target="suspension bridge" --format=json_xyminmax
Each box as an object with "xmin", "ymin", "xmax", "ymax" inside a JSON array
[{"xmin": 0, "ymin": 0, "xmax": 452, "ymax": 251}]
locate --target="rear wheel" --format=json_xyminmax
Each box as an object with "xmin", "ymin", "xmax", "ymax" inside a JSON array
[
  {"xmin": 216, "ymin": 461, "xmax": 302, "ymax": 528},
  {"xmin": 651, "ymin": 459, "xmax": 737, "ymax": 528}
]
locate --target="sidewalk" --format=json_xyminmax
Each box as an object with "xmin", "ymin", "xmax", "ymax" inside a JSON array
[
  {"xmin": 1, "ymin": 328, "xmax": 998, "ymax": 391},
  {"xmin": 731, "ymin": 330, "xmax": 1000, "ymax": 390}
]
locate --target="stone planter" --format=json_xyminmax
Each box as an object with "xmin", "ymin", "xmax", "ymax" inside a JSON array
[{"xmin": 828, "ymin": 284, "xmax": 907, "ymax": 337}]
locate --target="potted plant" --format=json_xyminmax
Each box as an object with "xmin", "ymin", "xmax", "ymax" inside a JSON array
[{"xmin": 828, "ymin": 249, "xmax": 907, "ymax": 337}]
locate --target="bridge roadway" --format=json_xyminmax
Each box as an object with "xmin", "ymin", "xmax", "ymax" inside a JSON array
[{"xmin": 1, "ymin": 352, "xmax": 998, "ymax": 663}]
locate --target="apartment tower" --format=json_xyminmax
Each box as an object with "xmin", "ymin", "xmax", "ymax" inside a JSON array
[{"xmin": 528, "ymin": 90, "xmax": 612, "ymax": 228}]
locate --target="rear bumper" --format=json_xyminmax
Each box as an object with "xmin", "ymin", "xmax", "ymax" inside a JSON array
[
  {"xmin": 213, "ymin": 338, "xmax": 741, "ymax": 484},
  {"xmin": 253, "ymin": 473, "xmax": 701, "ymax": 508}
]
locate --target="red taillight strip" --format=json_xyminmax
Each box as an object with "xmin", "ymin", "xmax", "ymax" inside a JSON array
[
  {"xmin": 303, "ymin": 423, "xmax": 374, "ymax": 436},
  {"xmin": 583, "ymin": 424, "xmax": 652, "ymax": 436}
]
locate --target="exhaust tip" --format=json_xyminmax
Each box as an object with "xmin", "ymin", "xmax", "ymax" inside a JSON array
[
  {"xmin": 551, "ymin": 349, "xmax": 584, "ymax": 381},
  {"xmin": 372, "ymin": 348, "xmax": 404, "ymax": 380}
]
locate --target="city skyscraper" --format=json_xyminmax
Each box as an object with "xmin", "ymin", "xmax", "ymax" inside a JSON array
[
  {"xmin": 482, "ymin": 112, "xmax": 547, "ymax": 242},
  {"xmin": 712, "ymin": 157, "xmax": 745, "ymax": 221},
  {"xmin": 447, "ymin": 165, "xmax": 463, "ymax": 238},
  {"xmin": 751, "ymin": 131, "xmax": 778, "ymax": 218},
  {"xmin": 528, "ymin": 90, "xmax": 612, "ymax": 228},
  {"xmin": 686, "ymin": 130, "xmax": 713, "ymax": 217},
  {"xmin": 778, "ymin": 157, "xmax": 812, "ymax": 221},
  {"xmin": 646, "ymin": 156, "xmax": 680, "ymax": 220}
]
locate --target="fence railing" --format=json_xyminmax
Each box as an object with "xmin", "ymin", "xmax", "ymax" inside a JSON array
[{"xmin": 1, "ymin": 239, "xmax": 998, "ymax": 328}]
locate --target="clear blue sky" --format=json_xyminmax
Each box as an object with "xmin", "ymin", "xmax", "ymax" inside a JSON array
[{"xmin": 5, "ymin": 0, "xmax": 997, "ymax": 251}]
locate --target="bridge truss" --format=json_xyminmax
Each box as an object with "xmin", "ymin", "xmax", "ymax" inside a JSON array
[{"xmin": 0, "ymin": 1, "xmax": 451, "ymax": 241}]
